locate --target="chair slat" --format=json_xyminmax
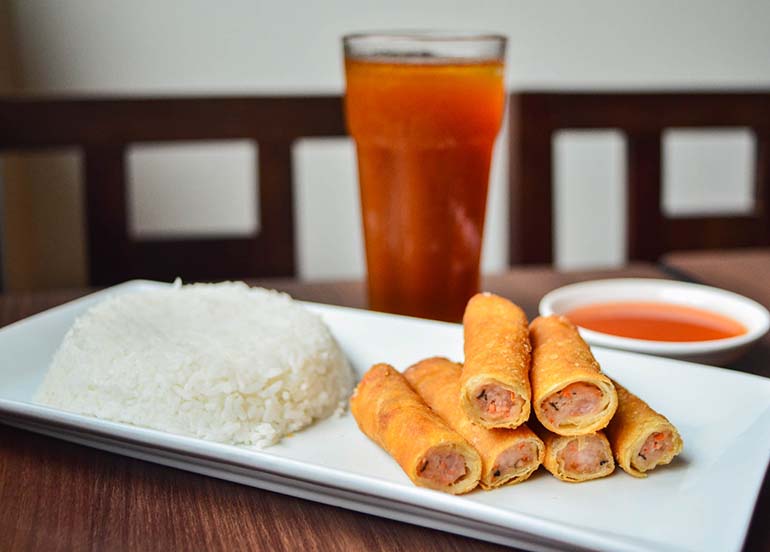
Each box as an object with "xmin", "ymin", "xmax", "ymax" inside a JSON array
[{"xmin": 626, "ymin": 131, "xmax": 663, "ymax": 261}]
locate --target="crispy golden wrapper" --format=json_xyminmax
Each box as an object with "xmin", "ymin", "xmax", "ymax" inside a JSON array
[
  {"xmin": 460, "ymin": 293, "xmax": 532, "ymax": 429},
  {"xmin": 530, "ymin": 315, "xmax": 618, "ymax": 435},
  {"xmin": 405, "ymin": 357, "xmax": 544, "ymax": 490},
  {"xmin": 350, "ymin": 363, "xmax": 481, "ymax": 494},
  {"xmin": 606, "ymin": 379, "xmax": 683, "ymax": 478}
]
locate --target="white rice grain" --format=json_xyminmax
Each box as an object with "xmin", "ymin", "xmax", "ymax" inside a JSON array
[{"xmin": 35, "ymin": 282, "xmax": 354, "ymax": 448}]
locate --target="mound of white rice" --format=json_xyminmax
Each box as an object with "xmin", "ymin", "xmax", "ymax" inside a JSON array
[{"xmin": 35, "ymin": 281, "xmax": 354, "ymax": 448}]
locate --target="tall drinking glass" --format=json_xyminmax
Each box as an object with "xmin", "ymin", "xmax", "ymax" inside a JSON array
[{"xmin": 343, "ymin": 32, "xmax": 506, "ymax": 322}]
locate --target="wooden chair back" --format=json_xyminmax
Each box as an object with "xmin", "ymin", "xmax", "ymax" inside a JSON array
[
  {"xmin": 508, "ymin": 91, "xmax": 770, "ymax": 264},
  {"xmin": 0, "ymin": 96, "xmax": 346, "ymax": 285},
  {"xmin": 6, "ymin": 92, "xmax": 768, "ymax": 284}
]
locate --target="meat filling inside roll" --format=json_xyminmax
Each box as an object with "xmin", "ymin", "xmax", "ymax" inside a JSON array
[
  {"xmin": 474, "ymin": 384, "xmax": 525, "ymax": 422},
  {"xmin": 540, "ymin": 382, "xmax": 607, "ymax": 428},
  {"xmin": 557, "ymin": 434, "xmax": 613, "ymax": 477},
  {"xmin": 493, "ymin": 441, "xmax": 539, "ymax": 479},
  {"xmin": 350, "ymin": 363, "xmax": 482, "ymax": 494},
  {"xmin": 529, "ymin": 315, "xmax": 618, "ymax": 435},
  {"xmin": 417, "ymin": 445, "xmax": 469, "ymax": 488},
  {"xmin": 605, "ymin": 379, "xmax": 683, "ymax": 478},
  {"xmin": 633, "ymin": 430, "xmax": 676, "ymax": 472},
  {"xmin": 461, "ymin": 293, "xmax": 532, "ymax": 429},
  {"xmin": 404, "ymin": 357, "xmax": 543, "ymax": 490}
]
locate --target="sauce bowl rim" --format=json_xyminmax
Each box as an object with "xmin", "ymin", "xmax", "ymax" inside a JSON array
[{"xmin": 538, "ymin": 278, "xmax": 770, "ymax": 355}]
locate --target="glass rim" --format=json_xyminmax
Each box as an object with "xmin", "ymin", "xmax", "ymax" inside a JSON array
[
  {"xmin": 343, "ymin": 30, "xmax": 506, "ymax": 44},
  {"xmin": 343, "ymin": 31, "xmax": 506, "ymax": 63}
]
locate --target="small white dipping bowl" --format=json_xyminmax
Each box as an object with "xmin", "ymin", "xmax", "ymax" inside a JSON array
[{"xmin": 539, "ymin": 278, "xmax": 770, "ymax": 366}]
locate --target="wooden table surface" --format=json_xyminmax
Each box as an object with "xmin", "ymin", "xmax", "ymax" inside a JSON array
[{"xmin": 1, "ymin": 257, "xmax": 769, "ymax": 551}]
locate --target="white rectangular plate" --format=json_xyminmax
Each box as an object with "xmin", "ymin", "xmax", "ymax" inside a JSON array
[{"xmin": 1, "ymin": 280, "xmax": 769, "ymax": 552}]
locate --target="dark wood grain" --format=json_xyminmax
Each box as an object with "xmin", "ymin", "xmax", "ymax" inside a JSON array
[
  {"xmin": 0, "ymin": 424, "xmax": 500, "ymax": 552},
  {"xmin": 0, "ymin": 96, "xmax": 346, "ymax": 285},
  {"xmin": 0, "ymin": 96, "xmax": 346, "ymax": 146},
  {"xmin": 508, "ymin": 91, "xmax": 770, "ymax": 265},
  {"xmin": 514, "ymin": 92, "xmax": 770, "ymax": 130},
  {"xmin": 84, "ymin": 144, "xmax": 131, "ymax": 284},
  {"xmin": 756, "ymin": 133, "xmax": 770, "ymax": 243},
  {"xmin": 626, "ymin": 131, "xmax": 663, "ymax": 261},
  {"xmin": 508, "ymin": 94, "xmax": 554, "ymax": 264},
  {"xmin": 0, "ymin": 261, "xmax": 768, "ymax": 551}
]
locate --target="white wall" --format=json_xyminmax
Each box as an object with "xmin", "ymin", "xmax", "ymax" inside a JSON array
[{"xmin": 6, "ymin": 0, "xmax": 770, "ymax": 282}]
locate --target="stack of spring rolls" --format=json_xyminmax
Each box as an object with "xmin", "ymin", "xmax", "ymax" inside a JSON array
[{"xmin": 350, "ymin": 292, "xmax": 683, "ymax": 494}]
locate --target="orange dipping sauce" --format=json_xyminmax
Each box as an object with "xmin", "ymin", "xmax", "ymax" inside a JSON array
[{"xmin": 565, "ymin": 302, "xmax": 747, "ymax": 342}]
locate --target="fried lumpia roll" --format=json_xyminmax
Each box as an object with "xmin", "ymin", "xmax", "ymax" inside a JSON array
[
  {"xmin": 350, "ymin": 363, "xmax": 481, "ymax": 494},
  {"xmin": 606, "ymin": 380, "xmax": 683, "ymax": 478},
  {"xmin": 530, "ymin": 315, "xmax": 618, "ymax": 436},
  {"xmin": 532, "ymin": 421, "xmax": 615, "ymax": 483},
  {"xmin": 404, "ymin": 357, "xmax": 544, "ymax": 490},
  {"xmin": 460, "ymin": 293, "xmax": 532, "ymax": 429}
]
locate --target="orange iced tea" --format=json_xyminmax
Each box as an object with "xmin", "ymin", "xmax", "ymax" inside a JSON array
[{"xmin": 344, "ymin": 56, "xmax": 505, "ymax": 321}]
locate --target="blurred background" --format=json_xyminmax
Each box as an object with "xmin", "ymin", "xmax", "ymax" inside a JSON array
[{"xmin": 1, "ymin": 0, "xmax": 769, "ymax": 290}]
